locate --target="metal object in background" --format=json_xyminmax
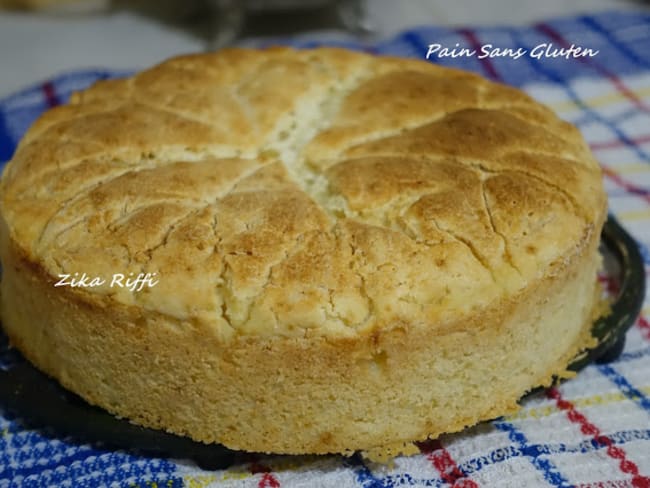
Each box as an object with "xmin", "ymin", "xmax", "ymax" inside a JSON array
[{"xmin": 204, "ymin": 0, "xmax": 371, "ymax": 49}]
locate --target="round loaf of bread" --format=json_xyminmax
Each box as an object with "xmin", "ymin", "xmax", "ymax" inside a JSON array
[{"xmin": 0, "ymin": 48, "xmax": 606, "ymax": 457}]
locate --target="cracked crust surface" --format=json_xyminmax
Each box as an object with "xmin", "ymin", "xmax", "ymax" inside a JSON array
[
  {"xmin": 1, "ymin": 47, "xmax": 605, "ymax": 338},
  {"xmin": 0, "ymin": 48, "xmax": 607, "ymax": 455}
]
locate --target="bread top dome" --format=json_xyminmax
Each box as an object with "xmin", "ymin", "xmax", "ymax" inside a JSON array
[{"xmin": 0, "ymin": 48, "xmax": 606, "ymax": 340}]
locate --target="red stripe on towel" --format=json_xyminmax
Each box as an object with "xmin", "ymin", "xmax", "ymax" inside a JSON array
[
  {"xmin": 42, "ymin": 81, "xmax": 60, "ymax": 108},
  {"xmin": 547, "ymin": 387, "xmax": 650, "ymax": 488},
  {"xmin": 590, "ymin": 134, "xmax": 650, "ymax": 151},
  {"xmin": 601, "ymin": 166, "xmax": 650, "ymax": 204},
  {"xmin": 418, "ymin": 439, "xmax": 479, "ymax": 487},
  {"xmin": 637, "ymin": 316, "xmax": 650, "ymax": 342},
  {"xmin": 457, "ymin": 28, "xmax": 502, "ymax": 81},
  {"xmin": 536, "ymin": 23, "xmax": 650, "ymax": 113},
  {"xmin": 250, "ymin": 458, "xmax": 281, "ymax": 488}
]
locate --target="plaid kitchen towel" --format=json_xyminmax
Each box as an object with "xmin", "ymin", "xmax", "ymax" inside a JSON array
[{"xmin": 1, "ymin": 9, "xmax": 650, "ymax": 488}]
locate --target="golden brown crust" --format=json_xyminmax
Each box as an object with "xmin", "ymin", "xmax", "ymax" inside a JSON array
[
  {"xmin": 0, "ymin": 47, "xmax": 607, "ymax": 455},
  {"xmin": 0, "ymin": 47, "xmax": 605, "ymax": 337}
]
